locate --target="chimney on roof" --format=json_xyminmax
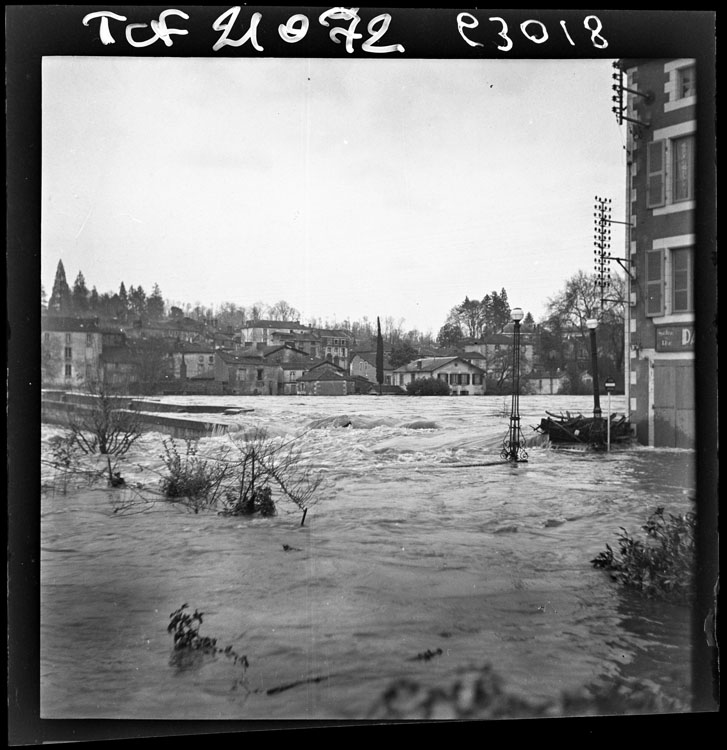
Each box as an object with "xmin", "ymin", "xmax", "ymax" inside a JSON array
[{"xmin": 416, "ymin": 360, "xmax": 422, "ymax": 369}]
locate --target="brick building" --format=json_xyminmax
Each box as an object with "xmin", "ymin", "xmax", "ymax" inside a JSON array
[{"xmin": 617, "ymin": 58, "xmax": 699, "ymax": 447}]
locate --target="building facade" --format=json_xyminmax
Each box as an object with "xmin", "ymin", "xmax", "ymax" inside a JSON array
[
  {"xmin": 618, "ymin": 58, "xmax": 697, "ymax": 447},
  {"xmin": 42, "ymin": 317, "xmax": 103, "ymax": 388},
  {"xmin": 394, "ymin": 357, "xmax": 486, "ymax": 396},
  {"xmin": 171, "ymin": 342, "xmax": 217, "ymax": 380},
  {"xmin": 214, "ymin": 351, "xmax": 282, "ymax": 395},
  {"xmin": 349, "ymin": 351, "xmax": 394, "ymax": 385},
  {"xmin": 240, "ymin": 321, "xmax": 353, "ymax": 369}
]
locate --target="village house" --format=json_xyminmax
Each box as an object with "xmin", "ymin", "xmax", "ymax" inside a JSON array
[
  {"xmin": 317, "ymin": 328, "xmax": 353, "ymax": 370},
  {"xmin": 349, "ymin": 350, "xmax": 395, "ymax": 385},
  {"xmin": 214, "ymin": 351, "xmax": 282, "ymax": 395},
  {"xmin": 267, "ymin": 329, "xmax": 322, "ymax": 359},
  {"xmin": 97, "ymin": 346, "xmax": 139, "ymax": 388},
  {"xmin": 394, "ymin": 356, "xmax": 487, "ymax": 395},
  {"xmin": 239, "ymin": 319, "xmax": 310, "ymax": 349},
  {"xmin": 42, "ymin": 316, "xmax": 103, "ymax": 388},
  {"xmin": 297, "ymin": 360, "xmax": 365, "ymax": 396},
  {"xmin": 260, "ymin": 344, "xmax": 318, "ymax": 395},
  {"xmin": 524, "ymin": 369, "xmax": 569, "ymax": 395},
  {"xmin": 240, "ymin": 320, "xmax": 354, "ymax": 369},
  {"xmin": 170, "ymin": 341, "xmax": 217, "ymax": 380}
]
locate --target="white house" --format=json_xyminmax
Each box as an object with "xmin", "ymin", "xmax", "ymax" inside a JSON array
[{"xmin": 393, "ymin": 357, "xmax": 487, "ymax": 395}]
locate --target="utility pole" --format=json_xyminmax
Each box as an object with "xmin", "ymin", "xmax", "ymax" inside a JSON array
[{"xmin": 593, "ymin": 196, "xmax": 612, "ymax": 311}]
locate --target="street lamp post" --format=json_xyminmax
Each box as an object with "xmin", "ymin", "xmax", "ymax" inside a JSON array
[
  {"xmin": 501, "ymin": 307, "xmax": 528, "ymax": 463},
  {"xmin": 604, "ymin": 377, "xmax": 616, "ymax": 451},
  {"xmin": 586, "ymin": 318, "xmax": 602, "ymax": 420}
]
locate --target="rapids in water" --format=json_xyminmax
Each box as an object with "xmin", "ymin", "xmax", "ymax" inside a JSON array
[{"xmin": 40, "ymin": 395, "xmax": 697, "ymax": 720}]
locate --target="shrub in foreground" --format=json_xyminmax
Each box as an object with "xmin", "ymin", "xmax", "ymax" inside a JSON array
[
  {"xmin": 368, "ymin": 662, "xmax": 687, "ymax": 719},
  {"xmin": 591, "ymin": 506, "xmax": 696, "ymax": 604},
  {"xmin": 167, "ymin": 603, "xmax": 249, "ymax": 678},
  {"xmin": 158, "ymin": 430, "xmax": 321, "ymax": 525},
  {"xmin": 406, "ymin": 377, "xmax": 450, "ymax": 396},
  {"xmin": 159, "ymin": 438, "xmax": 228, "ymax": 510}
]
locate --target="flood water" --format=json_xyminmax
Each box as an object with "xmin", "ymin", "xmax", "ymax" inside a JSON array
[{"xmin": 40, "ymin": 395, "xmax": 697, "ymax": 720}]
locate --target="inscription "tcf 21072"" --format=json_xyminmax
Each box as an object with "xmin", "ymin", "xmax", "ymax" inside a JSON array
[{"xmin": 82, "ymin": 8, "xmax": 609, "ymax": 53}]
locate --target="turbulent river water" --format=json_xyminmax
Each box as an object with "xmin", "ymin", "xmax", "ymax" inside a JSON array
[{"xmin": 40, "ymin": 394, "xmax": 697, "ymax": 720}]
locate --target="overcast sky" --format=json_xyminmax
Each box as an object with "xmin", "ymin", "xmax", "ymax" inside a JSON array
[{"xmin": 42, "ymin": 56, "xmax": 627, "ymax": 334}]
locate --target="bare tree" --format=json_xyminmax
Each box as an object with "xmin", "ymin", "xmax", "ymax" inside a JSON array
[
  {"xmin": 219, "ymin": 428, "xmax": 323, "ymax": 525},
  {"xmin": 153, "ymin": 428, "xmax": 324, "ymax": 525},
  {"xmin": 542, "ymin": 271, "xmax": 625, "ymax": 380},
  {"xmin": 247, "ymin": 302, "xmax": 267, "ymax": 321},
  {"xmin": 268, "ymin": 300, "xmax": 300, "ymax": 322},
  {"xmin": 64, "ymin": 368, "xmax": 142, "ymax": 484}
]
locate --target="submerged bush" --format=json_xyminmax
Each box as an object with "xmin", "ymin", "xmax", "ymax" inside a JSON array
[
  {"xmin": 167, "ymin": 603, "xmax": 249, "ymax": 672},
  {"xmin": 221, "ymin": 485, "xmax": 277, "ymax": 517},
  {"xmin": 157, "ymin": 429, "xmax": 321, "ymax": 524},
  {"xmin": 406, "ymin": 377, "xmax": 450, "ymax": 396},
  {"xmin": 159, "ymin": 438, "xmax": 228, "ymax": 510},
  {"xmin": 591, "ymin": 506, "xmax": 696, "ymax": 604},
  {"xmin": 43, "ymin": 433, "xmax": 85, "ymax": 494}
]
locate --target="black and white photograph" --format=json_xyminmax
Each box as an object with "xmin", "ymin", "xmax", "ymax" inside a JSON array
[{"xmin": 7, "ymin": 6, "xmax": 718, "ymax": 742}]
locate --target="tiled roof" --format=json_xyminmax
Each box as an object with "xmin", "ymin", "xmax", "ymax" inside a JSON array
[
  {"xmin": 217, "ymin": 351, "xmax": 275, "ymax": 366},
  {"xmin": 260, "ymin": 344, "xmax": 310, "ymax": 357},
  {"xmin": 394, "ymin": 357, "xmax": 486, "ymax": 374},
  {"xmin": 308, "ymin": 359, "xmax": 347, "ymax": 372},
  {"xmin": 42, "ymin": 316, "xmax": 101, "ymax": 333}
]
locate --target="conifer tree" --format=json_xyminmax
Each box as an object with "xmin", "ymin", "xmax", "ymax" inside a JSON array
[
  {"xmin": 116, "ymin": 282, "xmax": 129, "ymax": 320},
  {"xmin": 129, "ymin": 285, "xmax": 147, "ymax": 318},
  {"xmin": 48, "ymin": 260, "xmax": 72, "ymax": 314},
  {"xmin": 72, "ymin": 271, "xmax": 90, "ymax": 313},
  {"xmin": 147, "ymin": 283, "xmax": 166, "ymax": 320}
]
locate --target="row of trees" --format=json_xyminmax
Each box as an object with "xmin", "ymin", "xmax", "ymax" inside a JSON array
[
  {"xmin": 436, "ymin": 288, "xmax": 534, "ymax": 348},
  {"xmin": 45, "ymin": 261, "xmax": 165, "ymax": 322}
]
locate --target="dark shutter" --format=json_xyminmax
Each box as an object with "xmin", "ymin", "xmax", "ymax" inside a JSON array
[
  {"xmin": 646, "ymin": 249, "xmax": 664, "ymax": 316},
  {"xmin": 647, "ymin": 140, "xmax": 666, "ymax": 208}
]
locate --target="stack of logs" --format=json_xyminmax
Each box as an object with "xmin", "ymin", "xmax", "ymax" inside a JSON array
[{"xmin": 537, "ymin": 411, "xmax": 632, "ymax": 448}]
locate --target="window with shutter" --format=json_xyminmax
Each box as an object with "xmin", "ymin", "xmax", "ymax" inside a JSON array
[
  {"xmin": 672, "ymin": 135, "xmax": 694, "ymax": 202},
  {"xmin": 647, "ymin": 140, "xmax": 666, "ymax": 208},
  {"xmin": 646, "ymin": 250, "xmax": 664, "ymax": 316},
  {"xmin": 672, "ymin": 248, "xmax": 694, "ymax": 312}
]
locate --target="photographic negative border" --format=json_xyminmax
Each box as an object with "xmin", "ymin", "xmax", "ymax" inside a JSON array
[{"xmin": 7, "ymin": 6, "xmax": 718, "ymax": 743}]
